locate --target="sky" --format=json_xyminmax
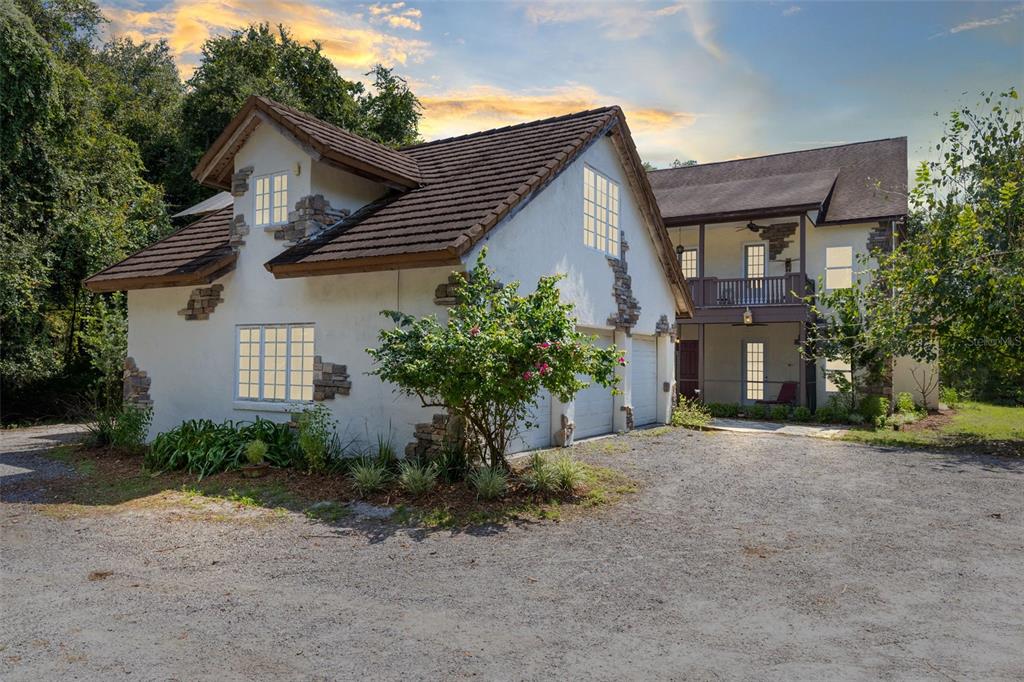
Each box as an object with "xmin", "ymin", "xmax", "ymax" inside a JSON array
[{"xmin": 97, "ymin": 0, "xmax": 1023, "ymax": 170}]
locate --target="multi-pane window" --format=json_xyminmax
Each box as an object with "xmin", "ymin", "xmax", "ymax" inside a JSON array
[
  {"xmin": 254, "ymin": 172, "xmax": 289, "ymax": 227},
  {"xmin": 236, "ymin": 324, "xmax": 315, "ymax": 402},
  {"xmin": 679, "ymin": 248, "xmax": 698, "ymax": 279},
  {"xmin": 825, "ymin": 359, "xmax": 852, "ymax": 393},
  {"xmin": 744, "ymin": 341, "xmax": 765, "ymax": 401},
  {"xmin": 744, "ymin": 243, "xmax": 766, "ymax": 280},
  {"xmin": 583, "ymin": 166, "xmax": 620, "ymax": 257},
  {"xmin": 825, "ymin": 246, "xmax": 853, "ymax": 290}
]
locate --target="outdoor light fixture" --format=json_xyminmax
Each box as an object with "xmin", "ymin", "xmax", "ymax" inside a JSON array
[{"xmin": 743, "ymin": 306, "xmax": 753, "ymax": 325}]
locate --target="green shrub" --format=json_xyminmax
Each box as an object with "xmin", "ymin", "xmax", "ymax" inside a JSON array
[
  {"xmin": 297, "ymin": 405, "xmax": 334, "ymax": 474},
  {"xmin": 376, "ymin": 434, "xmax": 398, "ymax": 470},
  {"xmin": 707, "ymin": 402, "xmax": 739, "ymax": 418},
  {"xmin": 111, "ymin": 405, "xmax": 152, "ymax": 450},
  {"xmin": 468, "ymin": 465, "xmax": 508, "ymax": 500},
  {"xmin": 147, "ymin": 418, "xmax": 296, "ymax": 478},
  {"xmin": 523, "ymin": 453, "xmax": 559, "ymax": 495},
  {"xmin": 434, "ymin": 443, "xmax": 470, "ymax": 483},
  {"xmin": 349, "ymin": 459, "xmax": 390, "ymax": 495},
  {"xmin": 895, "ymin": 391, "xmax": 916, "ymax": 414},
  {"xmin": 745, "ymin": 404, "xmax": 767, "ymax": 419},
  {"xmin": 814, "ymin": 406, "xmax": 834, "ymax": 423},
  {"xmin": 847, "ymin": 412, "xmax": 865, "ymax": 425},
  {"xmin": 552, "ymin": 455, "xmax": 587, "ymax": 493},
  {"xmin": 858, "ymin": 396, "xmax": 890, "ymax": 422},
  {"xmin": 940, "ymin": 386, "xmax": 959, "ymax": 409},
  {"xmin": 245, "ymin": 439, "xmax": 267, "ymax": 465},
  {"xmin": 671, "ymin": 396, "xmax": 711, "ymax": 428},
  {"xmin": 398, "ymin": 460, "xmax": 438, "ymax": 496},
  {"xmin": 792, "ymin": 406, "xmax": 812, "ymax": 422},
  {"xmin": 770, "ymin": 405, "xmax": 790, "ymax": 421}
]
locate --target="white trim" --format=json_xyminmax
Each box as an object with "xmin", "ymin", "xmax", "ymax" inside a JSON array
[
  {"xmin": 582, "ymin": 164, "xmax": 621, "ymax": 257},
  {"xmin": 232, "ymin": 401, "xmax": 296, "ymax": 413},
  {"xmin": 742, "ymin": 339, "xmax": 766, "ymax": 403},
  {"xmin": 679, "ymin": 247, "xmax": 698, "ymax": 279},
  {"xmin": 234, "ymin": 323, "xmax": 315, "ymax": 404},
  {"xmin": 824, "ymin": 245, "xmax": 854, "ymax": 290},
  {"xmin": 252, "ymin": 170, "xmax": 290, "ymax": 228},
  {"xmin": 743, "ymin": 240, "xmax": 768, "ymax": 280}
]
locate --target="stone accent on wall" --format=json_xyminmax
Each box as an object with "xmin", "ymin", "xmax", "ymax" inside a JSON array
[
  {"xmin": 123, "ymin": 357, "xmax": 152, "ymax": 407},
  {"xmin": 178, "ymin": 284, "xmax": 224, "ymax": 320},
  {"xmin": 867, "ymin": 221, "xmax": 893, "ymax": 255},
  {"xmin": 312, "ymin": 356, "xmax": 351, "ymax": 400},
  {"xmin": 553, "ymin": 413, "xmax": 574, "ymax": 447},
  {"xmin": 231, "ymin": 166, "xmax": 254, "ymax": 197},
  {"xmin": 406, "ymin": 413, "xmax": 450, "ymax": 460},
  {"xmin": 607, "ymin": 239, "xmax": 641, "ymax": 331},
  {"xmin": 655, "ymin": 314, "xmax": 674, "ymax": 336},
  {"xmin": 229, "ymin": 214, "xmax": 249, "ymax": 249},
  {"xmin": 275, "ymin": 194, "xmax": 349, "ymax": 243},
  {"xmin": 753, "ymin": 222, "xmax": 798, "ymax": 260},
  {"xmin": 433, "ymin": 272, "xmax": 467, "ymax": 306},
  {"xmin": 621, "ymin": 405, "xmax": 634, "ymax": 431}
]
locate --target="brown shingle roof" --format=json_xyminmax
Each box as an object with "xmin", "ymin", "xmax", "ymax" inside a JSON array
[
  {"xmin": 193, "ymin": 96, "xmax": 421, "ymax": 190},
  {"xmin": 648, "ymin": 137, "xmax": 907, "ymax": 225},
  {"xmin": 267, "ymin": 107, "xmax": 620, "ymax": 272},
  {"xmin": 84, "ymin": 206, "xmax": 235, "ymax": 292}
]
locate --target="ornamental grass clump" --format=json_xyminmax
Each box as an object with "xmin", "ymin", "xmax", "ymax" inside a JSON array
[
  {"xmin": 399, "ymin": 460, "xmax": 438, "ymax": 496},
  {"xmin": 523, "ymin": 453, "xmax": 559, "ymax": 495},
  {"xmin": 349, "ymin": 459, "xmax": 390, "ymax": 496},
  {"xmin": 552, "ymin": 455, "xmax": 587, "ymax": 493},
  {"xmin": 468, "ymin": 465, "xmax": 508, "ymax": 500}
]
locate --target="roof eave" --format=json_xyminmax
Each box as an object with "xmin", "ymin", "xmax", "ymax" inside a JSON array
[
  {"xmin": 265, "ymin": 249, "xmax": 461, "ymax": 279},
  {"xmin": 663, "ymin": 203, "xmax": 823, "ymax": 228},
  {"xmin": 84, "ymin": 254, "xmax": 237, "ymax": 293}
]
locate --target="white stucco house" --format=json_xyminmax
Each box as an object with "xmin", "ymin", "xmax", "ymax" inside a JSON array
[{"xmin": 86, "ymin": 96, "xmax": 693, "ymax": 453}]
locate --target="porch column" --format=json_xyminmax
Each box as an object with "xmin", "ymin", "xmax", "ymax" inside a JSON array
[
  {"xmin": 799, "ymin": 214, "xmax": 807, "ymax": 291},
  {"xmin": 613, "ymin": 329, "xmax": 632, "ymax": 432},
  {"xmin": 656, "ymin": 331, "xmax": 674, "ymax": 423},
  {"xmin": 697, "ymin": 323, "xmax": 705, "ymax": 402},
  {"xmin": 698, "ymin": 223, "xmax": 706, "ymax": 306},
  {"xmin": 798, "ymin": 321, "xmax": 808, "ymax": 407}
]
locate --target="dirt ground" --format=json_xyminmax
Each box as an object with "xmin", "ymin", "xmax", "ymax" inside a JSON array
[{"xmin": 2, "ymin": 424, "xmax": 1022, "ymax": 680}]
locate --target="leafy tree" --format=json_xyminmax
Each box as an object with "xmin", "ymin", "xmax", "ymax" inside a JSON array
[
  {"xmin": 368, "ymin": 251, "xmax": 621, "ymax": 468},
  {"xmin": 671, "ymin": 158, "xmax": 698, "ymax": 168},
  {"xmin": 806, "ymin": 88, "xmax": 1023, "ymax": 403},
  {"xmin": 357, "ymin": 65, "xmax": 421, "ymax": 147}
]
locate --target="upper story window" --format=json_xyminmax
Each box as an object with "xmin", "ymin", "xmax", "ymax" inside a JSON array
[
  {"xmin": 744, "ymin": 242, "xmax": 766, "ymax": 290},
  {"xmin": 583, "ymin": 166, "xmax": 620, "ymax": 257},
  {"xmin": 679, "ymin": 248, "xmax": 698, "ymax": 279},
  {"xmin": 237, "ymin": 324, "xmax": 315, "ymax": 402},
  {"xmin": 825, "ymin": 246, "xmax": 853, "ymax": 290},
  {"xmin": 254, "ymin": 172, "xmax": 289, "ymax": 227},
  {"xmin": 824, "ymin": 358, "xmax": 852, "ymax": 393}
]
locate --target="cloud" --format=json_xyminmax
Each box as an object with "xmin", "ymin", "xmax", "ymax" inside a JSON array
[
  {"xmin": 418, "ymin": 84, "xmax": 698, "ymax": 154},
  {"xmin": 932, "ymin": 2, "xmax": 1024, "ymax": 37},
  {"xmin": 101, "ymin": 0, "xmax": 431, "ymax": 76},
  {"xmin": 523, "ymin": 1, "xmax": 725, "ymax": 59},
  {"xmin": 782, "ymin": 5, "xmax": 801, "ymax": 17},
  {"xmin": 367, "ymin": 2, "xmax": 422, "ymax": 31}
]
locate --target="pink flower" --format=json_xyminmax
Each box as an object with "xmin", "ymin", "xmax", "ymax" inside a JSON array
[
  {"xmin": 470, "ymin": 326, "xmax": 480, "ymax": 336},
  {"xmin": 537, "ymin": 341, "xmax": 550, "ymax": 349},
  {"xmin": 523, "ymin": 371, "xmax": 534, "ymax": 380},
  {"xmin": 617, "ymin": 356, "xmax": 626, "ymax": 365},
  {"xmin": 536, "ymin": 362, "xmax": 551, "ymax": 375}
]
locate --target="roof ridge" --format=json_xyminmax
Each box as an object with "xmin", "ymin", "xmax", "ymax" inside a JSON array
[
  {"xmin": 402, "ymin": 106, "xmax": 620, "ymax": 151},
  {"xmin": 647, "ymin": 136, "xmax": 908, "ymax": 174},
  {"xmin": 256, "ymin": 95, "xmax": 418, "ymax": 164}
]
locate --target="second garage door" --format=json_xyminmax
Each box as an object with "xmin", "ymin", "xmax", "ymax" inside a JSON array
[
  {"xmin": 632, "ymin": 336, "xmax": 659, "ymax": 426},
  {"xmin": 509, "ymin": 390, "xmax": 551, "ymax": 453},
  {"xmin": 574, "ymin": 333, "xmax": 615, "ymax": 439}
]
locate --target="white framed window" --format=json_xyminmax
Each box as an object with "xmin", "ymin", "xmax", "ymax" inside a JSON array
[
  {"xmin": 236, "ymin": 324, "xmax": 315, "ymax": 402},
  {"xmin": 254, "ymin": 171, "xmax": 289, "ymax": 227},
  {"xmin": 744, "ymin": 242, "xmax": 766, "ymax": 280},
  {"xmin": 825, "ymin": 246, "xmax": 853, "ymax": 290},
  {"xmin": 679, "ymin": 248, "xmax": 698, "ymax": 279},
  {"xmin": 824, "ymin": 358, "xmax": 852, "ymax": 393},
  {"xmin": 583, "ymin": 166, "xmax": 620, "ymax": 257},
  {"xmin": 744, "ymin": 341, "xmax": 765, "ymax": 401}
]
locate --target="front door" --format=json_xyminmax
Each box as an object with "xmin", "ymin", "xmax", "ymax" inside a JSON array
[{"xmin": 678, "ymin": 340, "xmax": 699, "ymax": 399}]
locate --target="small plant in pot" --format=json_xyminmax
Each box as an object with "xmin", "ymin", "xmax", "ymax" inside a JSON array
[{"xmin": 241, "ymin": 439, "xmax": 270, "ymax": 478}]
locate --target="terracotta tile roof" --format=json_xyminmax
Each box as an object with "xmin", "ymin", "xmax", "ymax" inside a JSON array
[
  {"xmin": 84, "ymin": 206, "xmax": 235, "ymax": 292},
  {"xmin": 648, "ymin": 137, "xmax": 907, "ymax": 225},
  {"xmin": 193, "ymin": 96, "xmax": 421, "ymax": 190},
  {"xmin": 267, "ymin": 107, "xmax": 621, "ymax": 273}
]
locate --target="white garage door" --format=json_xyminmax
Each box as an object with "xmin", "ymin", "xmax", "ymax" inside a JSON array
[
  {"xmin": 509, "ymin": 390, "xmax": 551, "ymax": 453},
  {"xmin": 632, "ymin": 336, "xmax": 659, "ymax": 426},
  {"xmin": 574, "ymin": 333, "xmax": 615, "ymax": 439}
]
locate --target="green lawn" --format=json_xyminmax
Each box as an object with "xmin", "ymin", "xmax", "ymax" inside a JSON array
[{"xmin": 842, "ymin": 401, "xmax": 1024, "ymax": 453}]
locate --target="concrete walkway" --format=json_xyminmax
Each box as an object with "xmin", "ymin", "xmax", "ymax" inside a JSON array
[{"xmin": 707, "ymin": 417, "xmax": 850, "ymax": 439}]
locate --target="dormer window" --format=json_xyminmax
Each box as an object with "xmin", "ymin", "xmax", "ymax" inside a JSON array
[{"xmin": 254, "ymin": 171, "xmax": 289, "ymax": 227}]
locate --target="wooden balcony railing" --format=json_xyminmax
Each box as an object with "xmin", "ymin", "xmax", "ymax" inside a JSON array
[{"xmin": 687, "ymin": 274, "xmax": 813, "ymax": 308}]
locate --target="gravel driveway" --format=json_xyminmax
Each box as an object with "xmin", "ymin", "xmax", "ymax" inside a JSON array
[{"xmin": 2, "ymin": 425, "xmax": 1022, "ymax": 680}]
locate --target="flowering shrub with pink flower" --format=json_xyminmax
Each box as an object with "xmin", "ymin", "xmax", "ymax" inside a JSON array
[{"xmin": 368, "ymin": 250, "xmax": 621, "ymax": 468}]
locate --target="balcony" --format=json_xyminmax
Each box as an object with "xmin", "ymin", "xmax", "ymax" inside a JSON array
[{"xmin": 681, "ymin": 274, "xmax": 814, "ymax": 324}]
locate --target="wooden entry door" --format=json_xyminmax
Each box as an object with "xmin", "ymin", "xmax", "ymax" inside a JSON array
[{"xmin": 678, "ymin": 340, "xmax": 699, "ymax": 399}]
